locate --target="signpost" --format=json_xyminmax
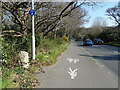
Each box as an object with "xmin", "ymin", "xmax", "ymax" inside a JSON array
[
  {"xmin": 29, "ymin": 9, "xmax": 35, "ymax": 16},
  {"xmin": 29, "ymin": 0, "xmax": 35, "ymax": 60}
]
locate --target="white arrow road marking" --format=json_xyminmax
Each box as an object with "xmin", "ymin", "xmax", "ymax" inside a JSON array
[
  {"xmin": 74, "ymin": 58, "xmax": 79, "ymax": 64},
  {"xmin": 67, "ymin": 58, "xmax": 73, "ymax": 63},
  {"xmin": 67, "ymin": 58, "xmax": 79, "ymax": 64},
  {"xmin": 67, "ymin": 67, "xmax": 78, "ymax": 79}
]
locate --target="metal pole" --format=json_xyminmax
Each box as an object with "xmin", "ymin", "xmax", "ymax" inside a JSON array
[{"xmin": 32, "ymin": 0, "xmax": 35, "ymax": 60}]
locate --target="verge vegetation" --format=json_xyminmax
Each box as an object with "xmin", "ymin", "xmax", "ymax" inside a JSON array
[{"xmin": 1, "ymin": 34, "xmax": 69, "ymax": 88}]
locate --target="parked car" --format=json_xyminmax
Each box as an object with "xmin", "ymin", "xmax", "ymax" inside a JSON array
[
  {"xmin": 83, "ymin": 39, "xmax": 93, "ymax": 46},
  {"xmin": 94, "ymin": 39, "xmax": 104, "ymax": 45}
]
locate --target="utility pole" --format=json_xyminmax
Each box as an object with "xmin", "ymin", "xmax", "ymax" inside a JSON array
[{"xmin": 32, "ymin": 0, "xmax": 35, "ymax": 60}]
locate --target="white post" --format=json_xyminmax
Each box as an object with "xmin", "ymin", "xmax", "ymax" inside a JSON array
[{"xmin": 32, "ymin": 0, "xmax": 35, "ymax": 60}]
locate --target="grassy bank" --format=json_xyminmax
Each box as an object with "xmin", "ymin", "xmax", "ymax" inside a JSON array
[
  {"xmin": 106, "ymin": 42, "xmax": 120, "ymax": 47},
  {"xmin": 110, "ymin": 43, "xmax": 120, "ymax": 47},
  {"xmin": 36, "ymin": 38, "xmax": 69, "ymax": 66},
  {"xmin": 2, "ymin": 38, "xmax": 69, "ymax": 88},
  {"xmin": 2, "ymin": 65, "xmax": 39, "ymax": 88}
]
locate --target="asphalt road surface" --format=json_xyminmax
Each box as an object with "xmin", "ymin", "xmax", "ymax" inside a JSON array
[{"xmin": 36, "ymin": 40, "xmax": 119, "ymax": 88}]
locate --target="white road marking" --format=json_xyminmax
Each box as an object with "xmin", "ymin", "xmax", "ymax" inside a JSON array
[
  {"xmin": 107, "ymin": 71, "xmax": 111, "ymax": 74},
  {"xmin": 67, "ymin": 58, "xmax": 73, "ymax": 63},
  {"xmin": 113, "ymin": 51, "xmax": 119, "ymax": 54},
  {"xmin": 92, "ymin": 59, "xmax": 95, "ymax": 61},
  {"xmin": 67, "ymin": 58, "xmax": 79, "ymax": 64},
  {"xmin": 74, "ymin": 58, "xmax": 79, "ymax": 64},
  {"xmin": 96, "ymin": 61, "xmax": 101, "ymax": 66},
  {"xmin": 81, "ymin": 47, "xmax": 104, "ymax": 67},
  {"xmin": 81, "ymin": 47, "xmax": 92, "ymax": 56},
  {"xmin": 99, "ymin": 46, "xmax": 119, "ymax": 54},
  {"xmin": 68, "ymin": 67, "xmax": 78, "ymax": 79},
  {"xmin": 94, "ymin": 59, "xmax": 104, "ymax": 67},
  {"xmin": 94, "ymin": 45, "xmax": 98, "ymax": 47},
  {"xmin": 100, "ymin": 64, "xmax": 104, "ymax": 67}
]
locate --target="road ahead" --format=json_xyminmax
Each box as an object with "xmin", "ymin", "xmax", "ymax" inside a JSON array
[{"xmin": 36, "ymin": 41, "xmax": 119, "ymax": 88}]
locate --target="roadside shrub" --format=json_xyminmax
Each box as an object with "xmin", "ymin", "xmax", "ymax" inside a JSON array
[
  {"xmin": 99, "ymin": 28, "xmax": 120, "ymax": 42},
  {"xmin": 86, "ymin": 33, "xmax": 99, "ymax": 41},
  {"xmin": 2, "ymin": 34, "xmax": 32, "ymax": 68},
  {"xmin": 2, "ymin": 31, "xmax": 69, "ymax": 88},
  {"xmin": 35, "ymin": 34, "xmax": 43, "ymax": 48},
  {"xmin": 63, "ymin": 35, "xmax": 69, "ymax": 42}
]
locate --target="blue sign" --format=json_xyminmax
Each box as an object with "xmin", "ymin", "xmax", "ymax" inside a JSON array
[{"xmin": 29, "ymin": 9, "xmax": 35, "ymax": 16}]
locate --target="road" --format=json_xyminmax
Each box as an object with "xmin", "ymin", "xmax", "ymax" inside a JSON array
[{"xmin": 36, "ymin": 41, "xmax": 119, "ymax": 88}]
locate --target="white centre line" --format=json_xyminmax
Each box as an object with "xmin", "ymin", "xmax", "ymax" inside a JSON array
[
  {"xmin": 81, "ymin": 47, "xmax": 92, "ymax": 56},
  {"xmin": 81, "ymin": 47, "xmax": 104, "ymax": 67},
  {"xmin": 113, "ymin": 51, "xmax": 119, "ymax": 54}
]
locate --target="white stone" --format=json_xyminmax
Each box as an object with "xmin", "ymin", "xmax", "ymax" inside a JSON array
[
  {"xmin": 19, "ymin": 51, "xmax": 29, "ymax": 68},
  {"xmin": 23, "ymin": 63, "xmax": 29, "ymax": 69}
]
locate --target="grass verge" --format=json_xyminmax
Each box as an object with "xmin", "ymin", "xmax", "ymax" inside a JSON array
[
  {"xmin": 2, "ymin": 67, "xmax": 39, "ymax": 88},
  {"xmin": 106, "ymin": 42, "xmax": 120, "ymax": 47},
  {"xmin": 36, "ymin": 38, "xmax": 69, "ymax": 66},
  {"xmin": 2, "ymin": 38, "xmax": 69, "ymax": 88},
  {"xmin": 110, "ymin": 44, "xmax": 120, "ymax": 47}
]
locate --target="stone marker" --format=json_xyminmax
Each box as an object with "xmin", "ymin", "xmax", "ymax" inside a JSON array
[{"xmin": 19, "ymin": 51, "xmax": 29, "ymax": 69}]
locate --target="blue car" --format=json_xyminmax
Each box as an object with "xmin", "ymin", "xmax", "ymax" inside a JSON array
[{"xmin": 83, "ymin": 39, "xmax": 93, "ymax": 46}]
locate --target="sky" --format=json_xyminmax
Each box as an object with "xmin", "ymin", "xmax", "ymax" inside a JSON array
[{"xmin": 82, "ymin": 1, "xmax": 119, "ymax": 28}]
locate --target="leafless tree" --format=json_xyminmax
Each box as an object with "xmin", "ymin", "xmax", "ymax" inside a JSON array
[
  {"xmin": 62, "ymin": 7, "xmax": 88, "ymax": 36},
  {"xmin": 91, "ymin": 17, "xmax": 107, "ymax": 35},
  {"xmin": 106, "ymin": 1, "xmax": 120, "ymax": 27},
  {"xmin": 2, "ymin": 1, "xmax": 97, "ymax": 37},
  {"xmin": 92, "ymin": 17, "xmax": 107, "ymax": 27}
]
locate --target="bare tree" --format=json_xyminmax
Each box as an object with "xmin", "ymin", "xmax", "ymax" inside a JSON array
[
  {"xmin": 90, "ymin": 17, "xmax": 107, "ymax": 36},
  {"xmin": 106, "ymin": 1, "xmax": 120, "ymax": 27},
  {"xmin": 2, "ymin": 1, "xmax": 97, "ymax": 37},
  {"xmin": 92, "ymin": 17, "xmax": 107, "ymax": 27},
  {"xmin": 2, "ymin": 2, "xmax": 31, "ymax": 35},
  {"xmin": 62, "ymin": 7, "xmax": 88, "ymax": 36}
]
